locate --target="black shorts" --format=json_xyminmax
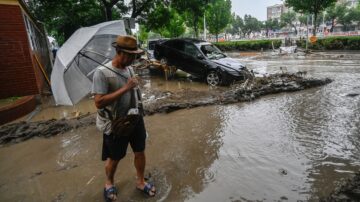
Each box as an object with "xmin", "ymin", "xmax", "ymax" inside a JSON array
[{"xmin": 102, "ymin": 117, "xmax": 146, "ymax": 161}]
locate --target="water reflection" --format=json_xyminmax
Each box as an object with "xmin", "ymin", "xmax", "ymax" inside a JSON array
[{"xmin": 188, "ymin": 52, "xmax": 360, "ymax": 201}]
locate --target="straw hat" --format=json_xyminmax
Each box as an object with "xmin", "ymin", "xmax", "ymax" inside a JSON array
[{"xmin": 111, "ymin": 35, "xmax": 144, "ymax": 54}]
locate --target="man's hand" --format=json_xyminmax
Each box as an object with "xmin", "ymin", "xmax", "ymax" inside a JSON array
[
  {"xmin": 126, "ymin": 77, "xmax": 139, "ymax": 90},
  {"xmin": 94, "ymin": 77, "xmax": 139, "ymax": 109}
]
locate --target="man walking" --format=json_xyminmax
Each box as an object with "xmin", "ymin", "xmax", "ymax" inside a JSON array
[{"xmin": 92, "ymin": 35, "xmax": 156, "ymax": 201}]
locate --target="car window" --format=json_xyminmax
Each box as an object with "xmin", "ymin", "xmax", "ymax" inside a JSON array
[
  {"xmin": 184, "ymin": 42, "xmax": 201, "ymax": 56},
  {"xmin": 200, "ymin": 44, "xmax": 226, "ymax": 59},
  {"xmin": 163, "ymin": 40, "xmax": 183, "ymax": 52}
]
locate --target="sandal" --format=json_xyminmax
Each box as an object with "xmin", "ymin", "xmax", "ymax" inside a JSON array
[
  {"xmin": 104, "ymin": 186, "xmax": 118, "ymax": 202},
  {"xmin": 137, "ymin": 182, "xmax": 156, "ymax": 197}
]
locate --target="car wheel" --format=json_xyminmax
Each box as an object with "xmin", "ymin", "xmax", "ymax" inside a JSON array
[{"xmin": 206, "ymin": 71, "xmax": 221, "ymax": 86}]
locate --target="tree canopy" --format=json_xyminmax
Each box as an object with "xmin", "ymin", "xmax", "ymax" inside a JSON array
[
  {"xmin": 28, "ymin": 0, "xmax": 106, "ymax": 45},
  {"xmin": 264, "ymin": 19, "xmax": 280, "ymax": 37},
  {"xmin": 285, "ymin": 0, "xmax": 337, "ymax": 36},
  {"xmin": 280, "ymin": 11, "xmax": 298, "ymax": 35},
  {"xmin": 27, "ymin": 0, "xmax": 162, "ymax": 45},
  {"xmin": 206, "ymin": 0, "xmax": 232, "ymax": 42},
  {"xmin": 325, "ymin": 3, "xmax": 347, "ymax": 32},
  {"xmin": 242, "ymin": 15, "xmax": 262, "ymax": 37},
  {"xmin": 172, "ymin": 0, "xmax": 210, "ymax": 37}
]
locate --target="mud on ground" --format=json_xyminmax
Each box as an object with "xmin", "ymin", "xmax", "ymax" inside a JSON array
[
  {"xmin": 321, "ymin": 172, "xmax": 360, "ymax": 201},
  {"xmin": 2, "ymin": 72, "xmax": 360, "ymax": 201},
  {"xmin": 0, "ymin": 73, "xmax": 331, "ymax": 146}
]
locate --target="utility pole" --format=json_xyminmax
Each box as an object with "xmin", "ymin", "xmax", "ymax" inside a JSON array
[{"xmin": 306, "ymin": 15, "xmax": 309, "ymax": 51}]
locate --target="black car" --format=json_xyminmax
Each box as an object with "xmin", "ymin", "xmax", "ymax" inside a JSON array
[
  {"xmin": 146, "ymin": 38, "xmax": 168, "ymax": 60},
  {"xmin": 154, "ymin": 38, "xmax": 252, "ymax": 86}
]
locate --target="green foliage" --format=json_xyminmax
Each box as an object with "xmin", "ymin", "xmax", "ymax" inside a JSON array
[
  {"xmin": 280, "ymin": 11, "xmax": 298, "ymax": 35},
  {"xmin": 285, "ymin": 0, "xmax": 336, "ymax": 14},
  {"xmin": 325, "ymin": 3, "xmax": 347, "ymax": 32},
  {"xmin": 144, "ymin": 4, "xmax": 185, "ymax": 38},
  {"xmin": 28, "ymin": 0, "xmax": 106, "ymax": 45},
  {"xmin": 351, "ymin": 4, "xmax": 360, "ymax": 30},
  {"xmin": 285, "ymin": 0, "xmax": 337, "ymax": 36},
  {"xmin": 138, "ymin": 24, "xmax": 149, "ymax": 45},
  {"xmin": 164, "ymin": 10, "xmax": 186, "ymax": 37},
  {"xmin": 27, "ymin": 0, "xmax": 161, "ymax": 45},
  {"xmin": 296, "ymin": 36, "xmax": 360, "ymax": 50},
  {"xmin": 145, "ymin": 3, "xmax": 172, "ymax": 32},
  {"xmin": 264, "ymin": 19, "xmax": 280, "ymax": 37},
  {"xmin": 172, "ymin": 0, "xmax": 209, "ymax": 37},
  {"xmin": 298, "ymin": 14, "xmax": 308, "ymax": 26},
  {"xmin": 206, "ymin": 0, "xmax": 232, "ymax": 42},
  {"xmin": 227, "ymin": 14, "xmax": 244, "ymax": 36},
  {"xmin": 214, "ymin": 40, "xmax": 282, "ymax": 51},
  {"xmin": 339, "ymin": 7, "xmax": 360, "ymax": 31},
  {"xmin": 242, "ymin": 15, "xmax": 262, "ymax": 37}
]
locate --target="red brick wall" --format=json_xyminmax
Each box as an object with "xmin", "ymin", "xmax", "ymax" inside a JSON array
[
  {"xmin": 0, "ymin": 4, "xmax": 40, "ymax": 99},
  {"xmin": 0, "ymin": 95, "xmax": 36, "ymax": 125}
]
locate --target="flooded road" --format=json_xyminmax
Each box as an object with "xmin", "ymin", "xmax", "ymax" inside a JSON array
[{"xmin": 1, "ymin": 52, "xmax": 360, "ymax": 201}]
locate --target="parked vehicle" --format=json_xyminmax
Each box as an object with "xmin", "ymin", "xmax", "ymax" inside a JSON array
[
  {"xmin": 146, "ymin": 38, "xmax": 168, "ymax": 60},
  {"xmin": 154, "ymin": 38, "xmax": 252, "ymax": 86}
]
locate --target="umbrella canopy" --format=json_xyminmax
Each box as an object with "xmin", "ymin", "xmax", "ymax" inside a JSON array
[{"xmin": 51, "ymin": 20, "xmax": 127, "ymax": 105}]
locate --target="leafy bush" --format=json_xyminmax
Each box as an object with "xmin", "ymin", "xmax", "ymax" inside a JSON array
[
  {"xmin": 296, "ymin": 36, "xmax": 360, "ymax": 50},
  {"xmin": 214, "ymin": 40, "xmax": 282, "ymax": 51}
]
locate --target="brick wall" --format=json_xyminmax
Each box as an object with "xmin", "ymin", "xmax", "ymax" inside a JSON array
[
  {"xmin": 0, "ymin": 4, "xmax": 40, "ymax": 99},
  {"xmin": 0, "ymin": 95, "xmax": 36, "ymax": 125}
]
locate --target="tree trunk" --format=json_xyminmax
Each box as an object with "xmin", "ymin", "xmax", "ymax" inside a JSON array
[
  {"xmin": 292, "ymin": 25, "xmax": 298, "ymax": 35},
  {"xmin": 313, "ymin": 13, "xmax": 318, "ymax": 36},
  {"xmin": 100, "ymin": 0, "xmax": 118, "ymax": 21},
  {"xmin": 105, "ymin": 5, "xmax": 112, "ymax": 21},
  {"xmin": 330, "ymin": 19, "xmax": 335, "ymax": 32},
  {"xmin": 266, "ymin": 29, "xmax": 269, "ymax": 38},
  {"xmin": 193, "ymin": 16, "xmax": 199, "ymax": 38}
]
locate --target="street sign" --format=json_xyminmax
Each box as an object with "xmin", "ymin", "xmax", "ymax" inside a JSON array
[{"xmin": 310, "ymin": 35, "xmax": 317, "ymax": 44}]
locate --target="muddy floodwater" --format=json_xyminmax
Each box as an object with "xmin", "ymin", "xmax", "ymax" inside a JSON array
[{"xmin": 1, "ymin": 51, "xmax": 360, "ymax": 201}]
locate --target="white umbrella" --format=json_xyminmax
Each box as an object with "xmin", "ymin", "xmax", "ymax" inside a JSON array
[{"xmin": 51, "ymin": 20, "xmax": 127, "ymax": 105}]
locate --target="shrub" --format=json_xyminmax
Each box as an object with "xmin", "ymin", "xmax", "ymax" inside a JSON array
[
  {"xmin": 296, "ymin": 36, "xmax": 360, "ymax": 50},
  {"xmin": 214, "ymin": 39, "xmax": 282, "ymax": 51}
]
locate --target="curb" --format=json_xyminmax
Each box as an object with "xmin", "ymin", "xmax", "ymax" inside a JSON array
[{"xmin": 0, "ymin": 95, "xmax": 37, "ymax": 125}]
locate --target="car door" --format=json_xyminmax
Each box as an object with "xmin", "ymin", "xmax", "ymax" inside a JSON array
[
  {"xmin": 182, "ymin": 42, "xmax": 207, "ymax": 77},
  {"xmin": 161, "ymin": 40, "xmax": 183, "ymax": 68},
  {"xmin": 170, "ymin": 40, "xmax": 185, "ymax": 68}
]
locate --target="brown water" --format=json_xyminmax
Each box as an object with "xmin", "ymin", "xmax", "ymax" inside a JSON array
[{"xmin": 1, "ymin": 52, "xmax": 360, "ymax": 201}]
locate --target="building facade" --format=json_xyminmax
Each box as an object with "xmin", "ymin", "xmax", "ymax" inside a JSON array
[
  {"xmin": 267, "ymin": 4, "xmax": 288, "ymax": 21},
  {"xmin": 0, "ymin": 0, "xmax": 52, "ymax": 99}
]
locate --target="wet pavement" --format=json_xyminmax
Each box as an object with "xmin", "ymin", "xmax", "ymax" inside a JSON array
[{"xmin": 0, "ymin": 51, "xmax": 360, "ymax": 201}]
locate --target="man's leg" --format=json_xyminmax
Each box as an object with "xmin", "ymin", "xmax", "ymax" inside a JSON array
[
  {"xmin": 134, "ymin": 152, "xmax": 145, "ymax": 185},
  {"xmin": 131, "ymin": 118, "xmax": 155, "ymax": 196},
  {"xmin": 102, "ymin": 132, "xmax": 128, "ymax": 201},
  {"xmin": 104, "ymin": 158, "xmax": 120, "ymax": 201},
  {"xmin": 134, "ymin": 152, "xmax": 155, "ymax": 196},
  {"xmin": 105, "ymin": 158, "xmax": 119, "ymax": 188}
]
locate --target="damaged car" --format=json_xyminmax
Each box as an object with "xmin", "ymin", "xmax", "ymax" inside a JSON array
[{"xmin": 154, "ymin": 38, "xmax": 252, "ymax": 86}]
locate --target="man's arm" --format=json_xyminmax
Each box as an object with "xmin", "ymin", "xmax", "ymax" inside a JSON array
[{"xmin": 94, "ymin": 77, "xmax": 138, "ymax": 109}]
